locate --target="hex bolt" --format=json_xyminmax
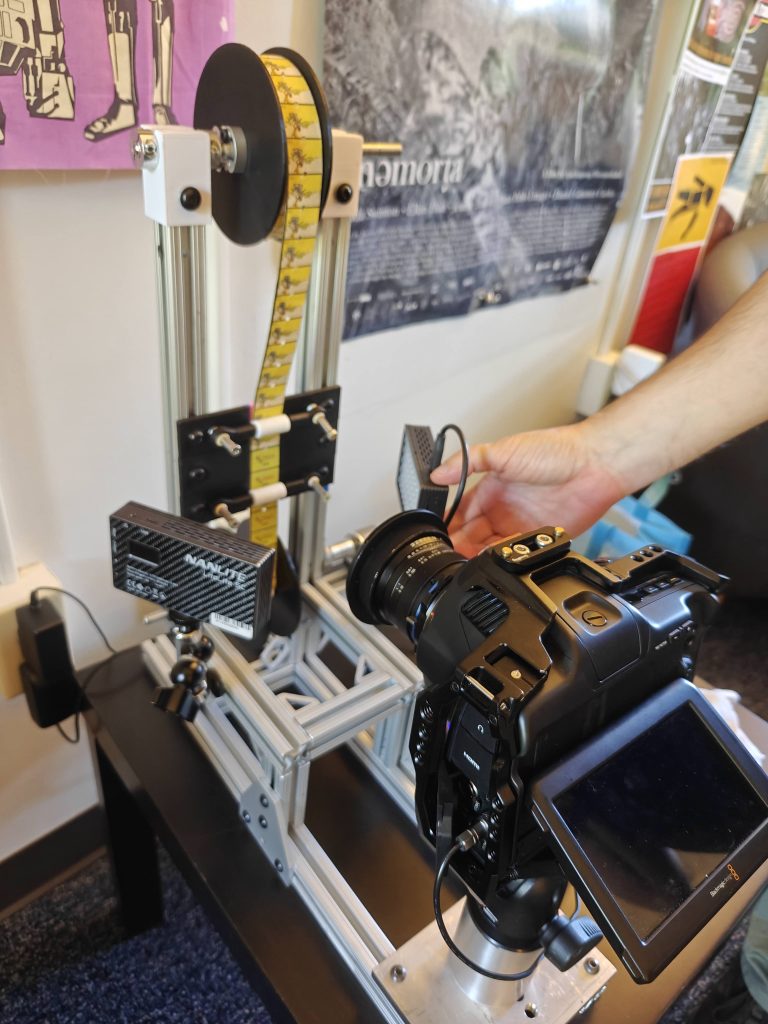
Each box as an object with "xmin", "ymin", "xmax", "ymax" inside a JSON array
[
  {"xmin": 132, "ymin": 130, "xmax": 157, "ymax": 168},
  {"xmin": 258, "ymin": 815, "xmax": 268, "ymax": 829},
  {"xmin": 180, "ymin": 186, "xmax": 202, "ymax": 210},
  {"xmin": 584, "ymin": 957, "xmax": 600, "ymax": 975},
  {"xmin": 260, "ymin": 795, "xmax": 269, "ymax": 808},
  {"xmin": 242, "ymin": 810, "xmax": 251, "ymax": 824},
  {"xmin": 390, "ymin": 964, "xmax": 407, "ymax": 984}
]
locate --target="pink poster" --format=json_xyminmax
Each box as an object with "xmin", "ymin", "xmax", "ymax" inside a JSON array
[{"xmin": 0, "ymin": 0, "xmax": 233, "ymax": 169}]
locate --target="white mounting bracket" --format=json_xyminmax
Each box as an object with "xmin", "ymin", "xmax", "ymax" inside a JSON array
[
  {"xmin": 325, "ymin": 129, "xmax": 364, "ymax": 220},
  {"xmin": 137, "ymin": 125, "xmax": 213, "ymax": 228}
]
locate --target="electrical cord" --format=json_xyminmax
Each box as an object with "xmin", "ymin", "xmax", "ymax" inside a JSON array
[
  {"xmin": 55, "ymin": 653, "xmax": 121, "ymax": 744},
  {"xmin": 30, "ymin": 586, "xmax": 123, "ymax": 743},
  {"xmin": 31, "ymin": 586, "xmax": 119, "ymax": 655},
  {"xmin": 433, "ymin": 836, "xmax": 547, "ymax": 982},
  {"xmin": 430, "ymin": 423, "xmax": 469, "ymax": 529}
]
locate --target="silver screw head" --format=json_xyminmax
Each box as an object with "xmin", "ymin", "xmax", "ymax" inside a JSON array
[
  {"xmin": 536, "ymin": 533, "xmax": 553, "ymax": 547},
  {"xmin": 584, "ymin": 956, "xmax": 600, "ymax": 975},
  {"xmin": 132, "ymin": 131, "xmax": 157, "ymax": 168},
  {"xmin": 513, "ymin": 543, "xmax": 530, "ymax": 555},
  {"xmin": 241, "ymin": 810, "xmax": 251, "ymax": 824},
  {"xmin": 390, "ymin": 964, "xmax": 407, "ymax": 984}
]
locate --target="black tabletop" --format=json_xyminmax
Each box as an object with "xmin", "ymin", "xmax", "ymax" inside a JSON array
[{"xmin": 84, "ymin": 649, "xmax": 768, "ymax": 1024}]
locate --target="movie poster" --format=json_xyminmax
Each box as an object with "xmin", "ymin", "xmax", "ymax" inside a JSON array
[
  {"xmin": 0, "ymin": 0, "xmax": 232, "ymax": 169},
  {"xmin": 324, "ymin": 0, "xmax": 659, "ymax": 340},
  {"xmin": 646, "ymin": 0, "xmax": 760, "ymax": 214}
]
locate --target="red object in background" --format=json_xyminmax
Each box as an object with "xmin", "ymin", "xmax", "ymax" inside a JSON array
[{"xmin": 627, "ymin": 247, "xmax": 702, "ymax": 354}]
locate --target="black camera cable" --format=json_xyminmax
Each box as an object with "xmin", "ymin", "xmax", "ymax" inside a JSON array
[
  {"xmin": 429, "ymin": 423, "xmax": 469, "ymax": 529},
  {"xmin": 433, "ymin": 825, "xmax": 581, "ymax": 982},
  {"xmin": 30, "ymin": 586, "xmax": 125, "ymax": 744}
]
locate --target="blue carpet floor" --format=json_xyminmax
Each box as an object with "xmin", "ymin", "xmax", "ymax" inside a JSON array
[{"xmin": 0, "ymin": 851, "xmax": 273, "ymax": 1024}]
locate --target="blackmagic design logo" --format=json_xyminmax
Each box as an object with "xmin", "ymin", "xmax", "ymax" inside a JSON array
[
  {"xmin": 710, "ymin": 864, "xmax": 740, "ymax": 898},
  {"xmin": 184, "ymin": 553, "xmax": 248, "ymax": 589}
]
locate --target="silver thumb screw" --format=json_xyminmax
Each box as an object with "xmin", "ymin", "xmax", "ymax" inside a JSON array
[
  {"xmin": 307, "ymin": 403, "xmax": 338, "ymax": 442},
  {"xmin": 213, "ymin": 431, "xmax": 242, "ymax": 457}
]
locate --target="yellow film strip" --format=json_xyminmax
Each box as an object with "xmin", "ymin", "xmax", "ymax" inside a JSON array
[{"xmin": 250, "ymin": 53, "xmax": 323, "ymax": 553}]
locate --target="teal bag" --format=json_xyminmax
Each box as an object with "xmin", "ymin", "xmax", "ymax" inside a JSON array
[{"xmin": 573, "ymin": 475, "xmax": 692, "ymax": 561}]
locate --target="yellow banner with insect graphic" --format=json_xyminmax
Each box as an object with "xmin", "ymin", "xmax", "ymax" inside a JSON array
[{"xmin": 657, "ymin": 154, "xmax": 732, "ymax": 252}]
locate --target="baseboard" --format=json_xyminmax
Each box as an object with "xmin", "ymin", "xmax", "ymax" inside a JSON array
[{"xmin": 0, "ymin": 806, "xmax": 105, "ymax": 915}]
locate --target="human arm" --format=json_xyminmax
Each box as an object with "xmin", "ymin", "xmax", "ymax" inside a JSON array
[{"xmin": 432, "ymin": 270, "xmax": 768, "ymax": 556}]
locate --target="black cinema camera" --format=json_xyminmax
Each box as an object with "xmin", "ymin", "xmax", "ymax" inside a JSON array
[{"xmin": 347, "ymin": 510, "xmax": 768, "ymax": 983}]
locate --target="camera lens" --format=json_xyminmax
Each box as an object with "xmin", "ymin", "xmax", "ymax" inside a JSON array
[{"xmin": 346, "ymin": 510, "xmax": 465, "ymax": 642}]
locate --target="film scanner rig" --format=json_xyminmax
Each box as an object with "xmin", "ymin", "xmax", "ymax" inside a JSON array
[{"xmin": 114, "ymin": 43, "xmax": 768, "ymax": 1024}]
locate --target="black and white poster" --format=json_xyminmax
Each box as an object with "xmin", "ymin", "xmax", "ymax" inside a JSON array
[{"xmin": 324, "ymin": 0, "xmax": 659, "ymax": 339}]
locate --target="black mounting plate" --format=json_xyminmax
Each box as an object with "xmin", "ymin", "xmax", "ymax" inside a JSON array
[
  {"xmin": 281, "ymin": 386, "xmax": 341, "ymax": 489},
  {"xmin": 177, "ymin": 387, "xmax": 342, "ymax": 522},
  {"xmin": 177, "ymin": 405, "xmax": 251, "ymax": 522}
]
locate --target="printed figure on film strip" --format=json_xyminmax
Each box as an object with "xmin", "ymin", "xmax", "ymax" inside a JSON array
[
  {"xmin": 84, "ymin": 0, "xmax": 176, "ymax": 142},
  {"xmin": 0, "ymin": 0, "xmax": 75, "ymax": 145}
]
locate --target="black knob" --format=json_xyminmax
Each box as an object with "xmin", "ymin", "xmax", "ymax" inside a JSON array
[
  {"xmin": 335, "ymin": 182, "xmax": 354, "ymax": 204},
  {"xmin": 205, "ymin": 666, "xmax": 224, "ymax": 698},
  {"xmin": 180, "ymin": 186, "xmax": 202, "ymax": 210},
  {"xmin": 170, "ymin": 656, "xmax": 207, "ymax": 693},
  {"xmin": 193, "ymin": 635, "xmax": 215, "ymax": 662},
  {"xmin": 541, "ymin": 915, "xmax": 602, "ymax": 972},
  {"xmin": 152, "ymin": 683, "xmax": 200, "ymax": 722}
]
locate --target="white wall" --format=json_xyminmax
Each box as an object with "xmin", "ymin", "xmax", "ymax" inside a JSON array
[{"xmin": 0, "ymin": 1, "xmax": 691, "ymax": 859}]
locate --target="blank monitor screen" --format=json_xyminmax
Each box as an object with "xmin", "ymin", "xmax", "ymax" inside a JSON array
[{"xmin": 553, "ymin": 703, "xmax": 766, "ymax": 940}]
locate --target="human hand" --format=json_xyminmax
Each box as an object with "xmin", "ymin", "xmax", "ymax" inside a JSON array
[{"xmin": 431, "ymin": 424, "xmax": 625, "ymax": 557}]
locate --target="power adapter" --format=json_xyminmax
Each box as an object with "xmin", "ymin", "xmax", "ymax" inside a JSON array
[{"xmin": 16, "ymin": 598, "xmax": 80, "ymax": 728}]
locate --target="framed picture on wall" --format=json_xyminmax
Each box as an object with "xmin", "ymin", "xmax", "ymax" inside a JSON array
[{"xmin": 0, "ymin": 0, "xmax": 233, "ymax": 170}]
